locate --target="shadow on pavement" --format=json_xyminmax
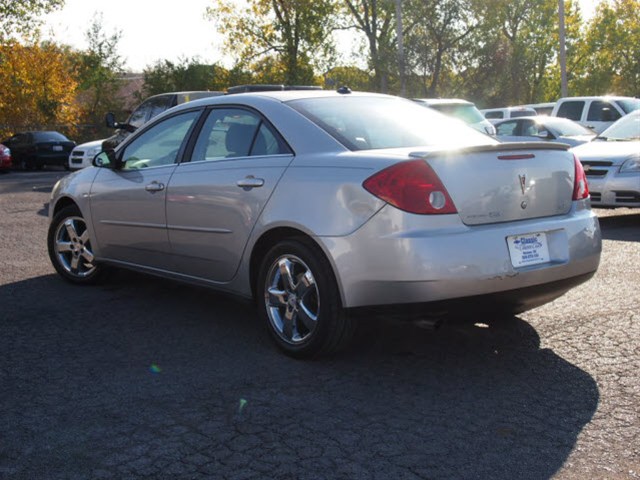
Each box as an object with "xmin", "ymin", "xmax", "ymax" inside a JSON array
[
  {"xmin": 597, "ymin": 212, "xmax": 639, "ymax": 242},
  {"xmin": 0, "ymin": 272, "xmax": 599, "ymax": 479}
]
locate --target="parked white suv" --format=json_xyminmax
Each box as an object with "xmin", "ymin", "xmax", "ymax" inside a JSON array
[
  {"xmin": 551, "ymin": 96, "xmax": 640, "ymax": 134},
  {"xmin": 480, "ymin": 106, "xmax": 537, "ymax": 123}
]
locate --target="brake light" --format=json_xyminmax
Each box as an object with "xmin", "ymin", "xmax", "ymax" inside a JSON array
[
  {"xmin": 572, "ymin": 154, "xmax": 589, "ymax": 201},
  {"xmin": 363, "ymin": 159, "xmax": 457, "ymax": 214}
]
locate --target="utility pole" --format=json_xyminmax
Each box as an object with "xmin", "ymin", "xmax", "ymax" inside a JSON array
[
  {"xmin": 396, "ymin": 0, "xmax": 406, "ymax": 97},
  {"xmin": 559, "ymin": 0, "xmax": 568, "ymax": 97}
]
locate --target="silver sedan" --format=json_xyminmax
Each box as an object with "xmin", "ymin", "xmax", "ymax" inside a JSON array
[
  {"xmin": 47, "ymin": 90, "xmax": 602, "ymax": 357},
  {"xmin": 571, "ymin": 111, "xmax": 640, "ymax": 208}
]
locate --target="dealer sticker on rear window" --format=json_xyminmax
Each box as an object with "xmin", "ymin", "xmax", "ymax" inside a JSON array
[{"xmin": 506, "ymin": 232, "xmax": 551, "ymax": 268}]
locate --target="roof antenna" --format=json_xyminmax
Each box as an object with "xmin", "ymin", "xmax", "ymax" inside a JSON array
[{"xmin": 337, "ymin": 86, "xmax": 352, "ymax": 94}]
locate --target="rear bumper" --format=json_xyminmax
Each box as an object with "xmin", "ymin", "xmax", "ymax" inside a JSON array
[{"xmin": 320, "ymin": 202, "xmax": 601, "ymax": 310}]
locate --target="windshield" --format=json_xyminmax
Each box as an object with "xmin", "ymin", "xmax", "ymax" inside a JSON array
[
  {"xmin": 615, "ymin": 98, "xmax": 640, "ymax": 114},
  {"xmin": 600, "ymin": 111, "xmax": 640, "ymax": 140},
  {"xmin": 543, "ymin": 117, "xmax": 594, "ymax": 136},
  {"xmin": 288, "ymin": 96, "xmax": 495, "ymax": 151}
]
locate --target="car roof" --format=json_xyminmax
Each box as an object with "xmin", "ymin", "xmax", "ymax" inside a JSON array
[{"xmin": 413, "ymin": 98, "xmax": 473, "ymax": 106}]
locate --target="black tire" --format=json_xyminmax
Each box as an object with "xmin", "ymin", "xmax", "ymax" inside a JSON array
[
  {"xmin": 47, "ymin": 205, "xmax": 103, "ymax": 285},
  {"xmin": 257, "ymin": 238, "xmax": 356, "ymax": 358}
]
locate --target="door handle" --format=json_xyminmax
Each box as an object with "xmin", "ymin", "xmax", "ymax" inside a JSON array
[
  {"xmin": 145, "ymin": 181, "xmax": 165, "ymax": 192},
  {"xmin": 237, "ymin": 176, "xmax": 265, "ymax": 189}
]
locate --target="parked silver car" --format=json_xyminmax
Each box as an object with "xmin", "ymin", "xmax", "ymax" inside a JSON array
[
  {"xmin": 571, "ymin": 110, "xmax": 640, "ymax": 208},
  {"xmin": 47, "ymin": 90, "xmax": 602, "ymax": 357},
  {"xmin": 495, "ymin": 116, "xmax": 596, "ymax": 147}
]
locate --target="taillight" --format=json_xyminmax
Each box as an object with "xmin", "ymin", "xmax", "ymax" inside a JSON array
[
  {"xmin": 572, "ymin": 154, "xmax": 589, "ymax": 201},
  {"xmin": 363, "ymin": 159, "xmax": 457, "ymax": 214}
]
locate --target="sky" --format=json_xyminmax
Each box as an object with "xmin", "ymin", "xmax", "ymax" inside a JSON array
[{"xmin": 42, "ymin": 0, "xmax": 600, "ymax": 73}]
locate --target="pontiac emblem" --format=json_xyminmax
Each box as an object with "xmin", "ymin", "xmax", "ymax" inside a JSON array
[{"xmin": 518, "ymin": 174, "xmax": 526, "ymax": 195}]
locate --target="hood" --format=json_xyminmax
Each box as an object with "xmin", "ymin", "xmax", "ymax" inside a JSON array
[{"xmin": 571, "ymin": 140, "xmax": 640, "ymax": 165}]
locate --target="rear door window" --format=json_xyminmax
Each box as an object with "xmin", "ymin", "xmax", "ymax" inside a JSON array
[
  {"xmin": 557, "ymin": 101, "xmax": 584, "ymax": 121},
  {"xmin": 587, "ymin": 101, "xmax": 621, "ymax": 122}
]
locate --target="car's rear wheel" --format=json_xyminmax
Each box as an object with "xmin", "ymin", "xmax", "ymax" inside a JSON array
[
  {"xmin": 47, "ymin": 205, "xmax": 103, "ymax": 284},
  {"xmin": 257, "ymin": 239, "xmax": 355, "ymax": 358}
]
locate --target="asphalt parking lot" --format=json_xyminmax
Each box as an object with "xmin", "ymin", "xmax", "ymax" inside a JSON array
[{"xmin": 1, "ymin": 169, "xmax": 638, "ymax": 479}]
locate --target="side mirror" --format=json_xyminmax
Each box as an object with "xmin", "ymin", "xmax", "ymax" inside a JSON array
[
  {"xmin": 105, "ymin": 112, "xmax": 117, "ymax": 129},
  {"xmin": 93, "ymin": 149, "xmax": 119, "ymax": 169}
]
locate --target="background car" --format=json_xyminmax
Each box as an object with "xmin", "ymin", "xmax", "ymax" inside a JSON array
[
  {"xmin": 68, "ymin": 139, "xmax": 104, "ymax": 170},
  {"xmin": 571, "ymin": 110, "xmax": 640, "ymax": 208},
  {"xmin": 3, "ymin": 131, "xmax": 75, "ymax": 170},
  {"xmin": 0, "ymin": 144, "xmax": 12, "ymax": 172},
  {"xmin": 551, "ymin": 96, "xmax": 640, "ymax": 133},
  {"xmin": 47, "ymin": 90, "xmax": 601, "ymax": 358},
  {"xmin": 495, "ymin": 116, "xmax": 596, "ymax": 147},
  {"xmin": 481, "ymin": 106, "xmax": 538, "ymax": 123},
  {"xmin": 519, "ymin": 102, "xmax": 556, "ymax": 116},
  {"xmin": 412, "ymin": 98, "xmax": 496, "ymax": 135},
  {"xmin": 103, "ymin": 90, "xmax": 225, "ymax": 150}
]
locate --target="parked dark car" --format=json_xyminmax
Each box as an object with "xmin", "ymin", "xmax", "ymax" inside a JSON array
[
  {"xmin": 0, "ymin": 144, "xmax": 12, "ymax": 172},
  {"xmin": 3, "ymin": 131, "xmax": 75, "ymax": 170}
]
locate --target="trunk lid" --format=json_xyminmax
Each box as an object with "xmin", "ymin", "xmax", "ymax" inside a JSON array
[{"xmin": 411, "ymin": 143, "xmax": 575, "ymax": 226}]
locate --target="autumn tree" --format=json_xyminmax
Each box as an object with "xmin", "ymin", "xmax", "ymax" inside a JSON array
[
  {"xmin": 206, "ymin": 0, "xmax": 337, "ymax": 85},
  {"xmin": 0, "ymin": 41, "xmax": 80, "ymax": 138},
  {"xmin": 0, "ymin": 0, "xmax": 64, "ymax": 42}
]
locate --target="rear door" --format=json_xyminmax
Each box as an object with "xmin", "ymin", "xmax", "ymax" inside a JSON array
[{"xmin": 166, "ymin": 107, "xmax": 293, "ymax": 282}]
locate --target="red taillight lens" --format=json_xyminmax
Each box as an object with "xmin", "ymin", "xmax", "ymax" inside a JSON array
[
  {"xmin": 363, "ymin": 159, "xmax": 457, "ymax": 214},
  {"xmin": 572, "ymin": 154, "xmax": 589, "ymax": 201}
]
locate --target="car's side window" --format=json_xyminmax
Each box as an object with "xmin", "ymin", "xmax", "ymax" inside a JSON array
[
  {"xmin": 484, "ymin": 111, "xmax": 503, "ymax": 120},
  {"xmin": 587, "ymin": 101, "xmax": 621, "ymax": 122},
  {"xmin": 496, "ymin": 121, "xmax": 517, "ymax": 136},
  {"xmin": 557, "ymin": 101, "xmax": 583, "ymax": 121},
  {"xmin": 120, "ymin": 111, "xmax": 200, "ymax": 171},
  {"xmin": 191, "ymin": 108, "xmax": 290, "ymax": 162}
]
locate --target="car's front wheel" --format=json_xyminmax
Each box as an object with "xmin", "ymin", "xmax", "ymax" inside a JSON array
[
  {"xmin": 47, "ymin": 205, "xmax": 103, "ymax": 284},
  {"xmin": 257, "ymin": 239, "xmax": 355, "ymax": 358}
]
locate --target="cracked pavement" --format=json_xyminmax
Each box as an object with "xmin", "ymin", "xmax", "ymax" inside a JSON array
[{"xmin": 1, "ymin": 170, "xmax": 638, "ymax": 479}]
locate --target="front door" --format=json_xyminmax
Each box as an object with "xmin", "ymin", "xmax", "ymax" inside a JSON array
[{"xmin": 90, "ymin": 110, "xmax": 201, "ymax": 270}]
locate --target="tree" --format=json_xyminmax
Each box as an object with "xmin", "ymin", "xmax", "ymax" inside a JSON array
[
  {"xmin": 141, "ymin": 57, "xmax": 229, "ymax": 97},
  {"xmin": 0, "ymin": 0, "xmax": 64, "ymax": 42},
  {"xmin": 574, "ymin": 0, "xmax": 640, "ymax": 96},
  {"xmin": 403, "ymin": 0, "xmax": 478, "ymax": 97},
  {"xmin": 207, "ymin": 0, "xmax": 337, "ymax": 85},
  {"xmin": 72, "ymin": 15, "xmax": 125, "ymax": 128},
  {"xmin": 0, "ymin": 41, "xmax": 80, "ymax": 138},
  {"xmin": 341, "ymin": 0, "xmax": 398, "ymax": 92}
]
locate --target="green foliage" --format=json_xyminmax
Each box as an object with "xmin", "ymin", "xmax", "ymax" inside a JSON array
[
  {"xmin": 207, "ymin": 0, "xmax": 336, "ymax": 85},
  {"xmin": 573, "ymin": 0, "xmax": 640, "ymax": 96},
  {"xmin": 0, "ymin": 0, "xmax": 64, "ymax": 42},
  {"xmin": 141, "ymin": 57, "xmax": 229, "ymax": 97},
  {"xmin": 72, "ymin": 15, "xmax": 126, "ymax": 129}
]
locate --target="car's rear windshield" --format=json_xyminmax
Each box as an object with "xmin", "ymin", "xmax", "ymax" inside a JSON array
[
  {"xmin": 287, "ymin": 96, "xmax": 495, "ymax": 151},
  {"xmin": 544, "ymin": 117, "xmax": 594, "ymax": 136},
  {"xmin": 33, "ymin": 131, "xmax": 69, "ymax": 142}
]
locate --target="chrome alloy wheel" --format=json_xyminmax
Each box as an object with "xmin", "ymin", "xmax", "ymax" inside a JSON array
[
  {"xmin": 53, "ymin": 216, "xmax": 96, "ymax": 278},
  {"xmin": 264, "ymin": 254, "xmax": 320, "ymax": 344}
]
